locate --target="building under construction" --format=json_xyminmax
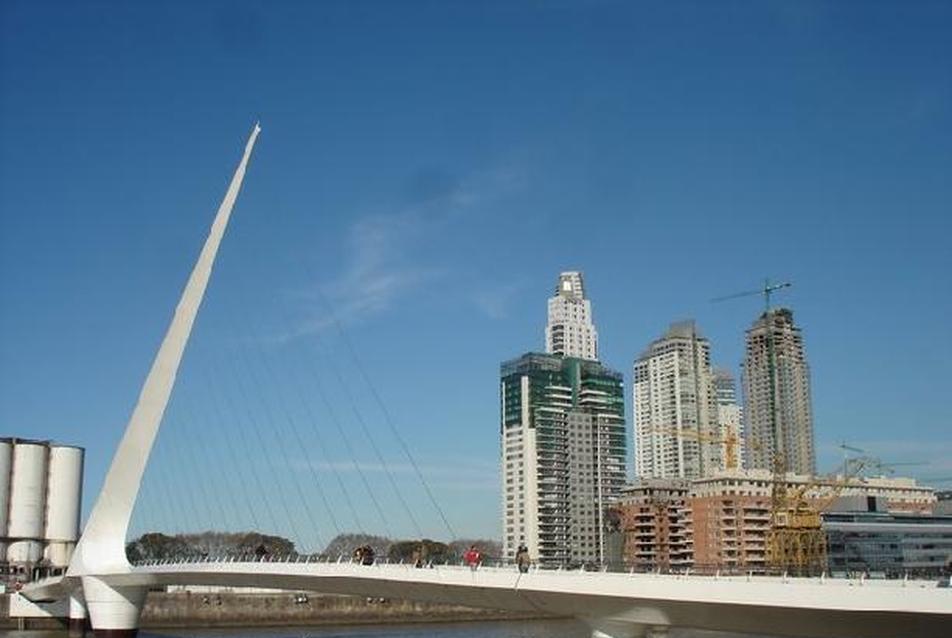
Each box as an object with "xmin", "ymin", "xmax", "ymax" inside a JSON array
[{"xmin": 742, "ymin": 307, "xmax": 816, "ymax": 476}]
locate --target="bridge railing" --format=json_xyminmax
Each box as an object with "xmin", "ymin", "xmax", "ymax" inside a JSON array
[{"xmin": 128, "ymin": 554, "xmax": 949, "ymax": 583}]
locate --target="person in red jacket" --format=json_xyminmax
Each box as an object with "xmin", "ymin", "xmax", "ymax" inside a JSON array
[{"xmin": 463, "ymin": 545, "xmax": 481, "ymax": 571}]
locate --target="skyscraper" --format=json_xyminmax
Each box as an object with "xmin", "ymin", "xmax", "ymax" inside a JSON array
[
  {"xmin": 742, "ymin": 308, "xmax": 815, "ymax": 475},
  {"xmin": 632, "ymin": 321, "xmax": 720, "ymax": 479},
  {"xmin": 713, "ymin": 368, "xmax": 744, "ymax": 470},
  {"xmin": 546, "ymin": 271, "xmax": 598, "ymax": 360},
  {"xmin": 500, "ymin": 353, "xmax": 626, "ymax": 566}
]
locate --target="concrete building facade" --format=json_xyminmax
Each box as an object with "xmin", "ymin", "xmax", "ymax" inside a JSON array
[
  {"xmin": 689, "ymin": 475, "xmax": 772, "ymax": 571},
  {"xmin": 500, "ymin": 353, "xmax": 626, "ymax": 567},
  {"xmin": 824, "ymin": 507, "xmax": 952, "ymax": 577},
  {"xmin": 633, "ymin": 321, "xmax": 720, "ymax": 480},
  {"xmin": 545, "ymin": 271, "xmax": 598, "ymax": 360},
  {"xmin": 742, "ymin": 308, "xmax": 816, "ymax": 475}
]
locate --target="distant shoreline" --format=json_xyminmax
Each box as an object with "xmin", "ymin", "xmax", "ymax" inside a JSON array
[{"xmin": 2, "ymin": 592, "xmax": 557, "ymax": 630}]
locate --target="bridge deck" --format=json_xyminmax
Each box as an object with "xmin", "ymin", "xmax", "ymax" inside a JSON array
[{"xmin": 26, "ymin": 561, "xmax": 949, "ymax": 638}]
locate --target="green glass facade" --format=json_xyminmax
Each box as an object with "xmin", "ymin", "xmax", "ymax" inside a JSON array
[{"xmin": 501, "ymin": 352, "xmax": 626, "ymax": 566}]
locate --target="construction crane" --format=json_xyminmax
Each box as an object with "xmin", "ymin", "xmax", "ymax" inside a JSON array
[
  {"xmin": 644, "ymin": 425, "xmax": 748, "ymax": 471},
  {"xmin": 837, "ymin": 442, "xmax": 865, "ymax": 477},
  {"xmin": 765, "ymin": 456, "xmax": 873, "ymax": 575},
  {"xmin": 835, "ymin": 442, "xmax": 926, "ymax": 477},
  {"xmin": 864, "ymin": 460, "xmax": 928, "ymax": 476}
]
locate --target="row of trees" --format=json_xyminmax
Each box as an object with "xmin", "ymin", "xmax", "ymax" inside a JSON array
[
  {"xmin": 125, "ymin": 531, "xmax": 501, "ymax": 563},
  {"xmin": 126, "ymin": 531, "xmax": 296, "ymax": 562}
]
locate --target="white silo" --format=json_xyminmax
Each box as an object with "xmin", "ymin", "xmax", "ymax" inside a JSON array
[
  {"xmin": 0, "ymin": 438, "xmax": 12, "ymax": 561},
  {"xmin": 44, "ymin": 444, "xmax": 84, "ymax": 566},
  {"xmin": 6, "ymin": 440, "xmax": 50, "ymax": 563}
]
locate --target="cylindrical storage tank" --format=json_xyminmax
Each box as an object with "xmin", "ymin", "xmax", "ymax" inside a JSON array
[
  {"xmin": 45, "ymin": 445, "xmax": 84, "ymax": 544},
  {"xmin": 0, "ymin": 438, "xmax": 13, "ymax": 559},
  {"xmin": 45, "ymin": 540, "xmax": 74, "ymax": 566},
  {"xmin": 7, "ymin": 441, "xmax": 49, "ymax": 542},
  {"xmin": 7, "ymin": 539, "xmax": 44, "ymax": 562}
]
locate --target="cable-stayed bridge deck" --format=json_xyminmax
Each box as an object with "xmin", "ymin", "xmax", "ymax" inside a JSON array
[{"xmin": 22, "ymin": 560, "xmax": 951, "ymax": 637}]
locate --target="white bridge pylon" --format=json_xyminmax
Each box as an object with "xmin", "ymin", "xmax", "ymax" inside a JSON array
[{"xmin": 63, "ymin": 123, "xmax": 261, "ymax": 636}]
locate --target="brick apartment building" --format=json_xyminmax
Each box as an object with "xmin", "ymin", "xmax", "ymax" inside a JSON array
[{"xmin": 614, "ymin": 480, "xmax": 692, "ymax": 571}]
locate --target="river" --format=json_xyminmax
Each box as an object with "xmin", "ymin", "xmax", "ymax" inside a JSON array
[{"xmin": 3, "ymin": 621, "xmax": 767, "ymax": 638}]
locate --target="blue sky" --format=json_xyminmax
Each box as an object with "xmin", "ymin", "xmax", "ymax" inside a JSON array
[{"xmin": 1, "ymin": 1, "xmax": 950, "ymax": 550}]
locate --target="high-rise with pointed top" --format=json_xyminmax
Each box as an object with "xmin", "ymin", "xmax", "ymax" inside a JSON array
[{"xmin": 546, "ymin": 271, "xmax": 598, "ymax": 361}]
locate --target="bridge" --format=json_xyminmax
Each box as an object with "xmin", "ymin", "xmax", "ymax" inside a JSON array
[{"xmin": 14, "ymin": 124, "xmax": 951, "ymax": 638}]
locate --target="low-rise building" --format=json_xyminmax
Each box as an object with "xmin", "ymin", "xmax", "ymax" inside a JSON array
[
  {"xmin": 614, "ymin": 480, "xmax": 692, "ymax": 570},
  {"xmin": 824, "ymin": 497, "xmax": 952, "ymax": 577},
  {"xmin": 690, "ymin": 490, "xmax": 770, "ymax": 571}
]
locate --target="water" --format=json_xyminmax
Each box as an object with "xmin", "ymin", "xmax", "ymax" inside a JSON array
[
  {"xmin": 151, "ymin": 621, "xmax": 594, "ymax": 638},
  {"xmin": 4, "ymin": 621, "xmax": 762, "ymax": 638}
]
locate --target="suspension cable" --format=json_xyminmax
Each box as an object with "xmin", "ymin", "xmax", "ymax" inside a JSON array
[
  {"xmin": 316, "ymin": 287, "xmax": 458, "ymax": 540},
  {"xmin": 198, "ymin": 365, "xmax": 264, "ymax": 533}
]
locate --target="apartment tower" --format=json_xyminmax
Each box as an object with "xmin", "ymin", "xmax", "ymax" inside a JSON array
[
  {"xmin": 501, "ymin": 271, "xmax": 625, "ymax": 566},
  {"xmin": 633, "ymin": 321, "xmax": 721, "ymax": 480},
  {"xmin": 741, "ymin": 308, "xmax": 816, "ymax": 475},
  {"xmin": 500, "ymin": 353, "xmax": 626, "ymax": 566}
]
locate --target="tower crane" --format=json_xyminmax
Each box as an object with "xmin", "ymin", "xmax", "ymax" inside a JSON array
[
  {"xmin": 864, "ymin": 460, "xmax": 928, "ymax": 476},
  {"xmin": 644, "ymin": 425, "xmax": 750, "ymax": 471},
  {"xmin": 837, "ymin": 442, "xmax": 865, "ymax": 477}
]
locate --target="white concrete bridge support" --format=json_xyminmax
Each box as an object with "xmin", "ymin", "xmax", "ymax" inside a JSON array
[
  {"xmin": 81, "ymin": 577, "xmax": 147, "ymax": 638},
  {"xmin": 68, "ymin": 591, "xmax": 89, "ymax": 637},
  {"xmin": 591, "ymin": 628, "xmax": 640, "ymax": 638},
  {"xmin": 590, "ymin": 623, "xmax": 669, "ymax": 638},
  {"xmin": 587, "ymin": 609, "xmax": 671, "ymax": 638}
]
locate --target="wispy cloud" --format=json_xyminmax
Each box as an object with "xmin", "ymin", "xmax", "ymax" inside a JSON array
[
  {"xmin": 319, "ymin": 211, "xmax": 442, "ymax": 327},
  {"xmin": 472, "ymin": 279, "xmax": 528, "ymax": 320},
  {"xmin": 281, "ymin": 164, "xmax": 525, "ymax": 339}
]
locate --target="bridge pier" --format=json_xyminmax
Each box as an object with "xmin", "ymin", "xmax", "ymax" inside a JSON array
[
  {"xmin": 587, "ymin": 610, "xmax": 671, "ymax": 638},
  {"xmin": 591, "ymin": 624, "xmax": 669, "ymax": 638},
  {"xmin": 68, "ymin": 591, "xmax": 89, "ymax": 637},
  {"xmin": 81, "ymin": 577, "xmax": 147, "ymax": 638}
]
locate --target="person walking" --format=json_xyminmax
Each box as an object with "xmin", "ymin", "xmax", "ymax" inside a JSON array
[
  {"xmin": 516, "ymin": 544, "xmax": 530, "ymax": 574},
  {"xmin": 361, "ymin": 545, "xmax": 376, "ymax": 566},
  {"xmin": 463, "ymin": 544, "xmax": 481, "ymax": 571},
  {"xmin": 412, "ymin": 542, "xmax": 427, "ymax": 568}
]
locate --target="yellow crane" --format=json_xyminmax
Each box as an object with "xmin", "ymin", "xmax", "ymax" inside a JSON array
[
  {"xmin": 765, "ymin": 456, "xmax": 873, "ymax": 575},
  {"xmin": 644, "ymin": 425, "xmax": 747, "ymax": 471}
]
